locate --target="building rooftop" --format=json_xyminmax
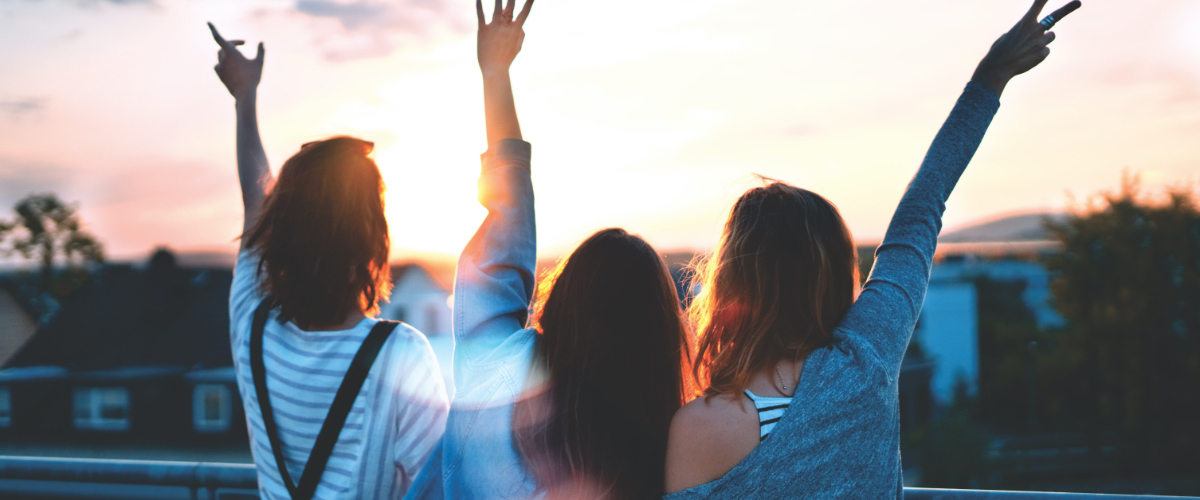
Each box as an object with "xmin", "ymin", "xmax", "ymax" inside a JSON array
[{"xmin": 3, "ymin": 250, "xmax": 234, "ymax": 372}]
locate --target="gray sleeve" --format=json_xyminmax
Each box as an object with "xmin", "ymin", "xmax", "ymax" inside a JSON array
[{"xmin": 839, "ymin": 82, "xmax": 1000, "ymax": 375}]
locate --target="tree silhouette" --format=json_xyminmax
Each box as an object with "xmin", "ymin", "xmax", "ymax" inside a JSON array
[
  {"xmin": 1042, "ymin": 176, "xmax": 1200, "ymax": 476},
  {"xmin": 0, "ymin": 193, "xmax": 104, "ymax": 295}
]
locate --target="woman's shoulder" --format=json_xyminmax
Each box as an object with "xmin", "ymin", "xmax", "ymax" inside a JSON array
[
  {"xmin": 665, "ymin": 392, "xmax": 760, "ymax": 494},
  {"xmin": 377, "ymin": 321, "xmax": 450, "ymax": 407},
  {"xmin": 381, "ymin": 321, "xmax": 445, "ymax": 369}
]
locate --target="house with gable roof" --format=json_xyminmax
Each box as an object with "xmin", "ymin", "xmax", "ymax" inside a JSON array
[
  {"xmin": 0, "ymin": 248, "xmax": 459, "ymax": 458},
  {"xmin": 0, "ymin": 249, "xmax": 248, "ymax": 454}
]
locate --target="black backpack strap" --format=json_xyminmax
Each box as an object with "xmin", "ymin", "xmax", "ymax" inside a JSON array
[
  {"xmin": 250, "ymin": 301, "xmax": 296, "ymax": 498},
  {"xmin": 250, "ymin": 299, "xmax": 400, "ymax": 500}
]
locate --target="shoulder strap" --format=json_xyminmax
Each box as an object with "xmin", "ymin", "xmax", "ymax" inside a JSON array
[{"xmin": 250, "ymin": 300, "xmax": 400, "ymax": 500}]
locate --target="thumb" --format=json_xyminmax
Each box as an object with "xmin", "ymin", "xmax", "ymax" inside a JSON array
[{"xmin": 256, "ymin": 42, "xmax": 265, "ymax": 62}]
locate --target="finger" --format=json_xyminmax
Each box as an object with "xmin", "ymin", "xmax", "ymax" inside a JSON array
[
  {"xmin": 1015, "ymin": 46, "xmax": 1051, "ymax": 73},
  {"xmin": 493, "ymin": 0, "xmax": 502, "ymax": 21},
  {"xmin": 207, "ymin": 22, "xmax": 233, "ymax": 50},
  {"xmin": 504, "ymin": 0, "xmax": 515, "ymax": 19},
  {"xmin": 515, "ymin": 0, "xmax": 534, "ymax": 26},
  {"xmin": 1024, "ymin": 0, "xmax": 1051, "ymax": 23},
  {"xmin": 1020, "ymin": 31, "xmax": 1055, "ymax": 55},
  {"xmin": 476, "ymin": 0, "xmax": 485, "ymax": 27},
  {"xmin": 256, "ymin": 41, "xmax": 265, "ymax": 62},
  {"xmin": 231, "ymin": 40, "xmax": 245, "ymax": 46},
  {"xmin": 1039, "ymin": 1, "xmax": 1082, "ymax": 31}
]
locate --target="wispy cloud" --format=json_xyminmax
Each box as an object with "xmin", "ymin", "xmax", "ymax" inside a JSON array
[
  {"xmin": 291, "ymin": 0, "xmax": 470, "ymax": 62},
  {"xmin": 0, "ymin": 98, "xmax": 47, "ymax": 121},
  {"xmin": 73, "ymin": 0, "xmax": 155, "ymax": 6},
  {"xmin": 0, "ymin": 157, "xmax": 72, "ymax": 206}
]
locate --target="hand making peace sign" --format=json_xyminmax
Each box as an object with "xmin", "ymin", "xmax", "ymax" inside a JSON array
[
  {"xmin": 208, "ymin": 22, "xmax": 265, "ymax": 101},
  {"xmin": 971, "ymin": 0, "xmax": 1075, "ymax": 97}
]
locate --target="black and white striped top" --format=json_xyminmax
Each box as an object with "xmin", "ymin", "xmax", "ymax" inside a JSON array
[
  {"xmin": 230, "ymin": 251, "xmax": 450, "ymax": 499},
  {"xmin": 744, "ymin": 389, "xmax": 792, "ymax": 442}
]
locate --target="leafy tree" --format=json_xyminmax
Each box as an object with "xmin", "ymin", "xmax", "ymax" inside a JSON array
[
  {"xmin": 0, "ymin": 193, "xmax": 104, "ymax": 296},
  {"xmin": 1041, "ymin": 177, "xmax": 1200, "ymax": 476}
]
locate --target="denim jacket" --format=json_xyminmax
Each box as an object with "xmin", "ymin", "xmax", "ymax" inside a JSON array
[{"xmin": 406, "ymin": 139, "xmax": 540, "ymax": 500}]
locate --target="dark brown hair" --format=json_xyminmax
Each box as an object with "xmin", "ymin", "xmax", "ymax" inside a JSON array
[
  {"xmin": 689, "ymin": 180, "xmax": 858, "ymax": 396},
  {"xmin": 243, "ymin": 136, "xmax": 391, "ymax": 329},
  {"xmin": 514, "ymin": 228, "xmax": 696, "ymax": 499}
]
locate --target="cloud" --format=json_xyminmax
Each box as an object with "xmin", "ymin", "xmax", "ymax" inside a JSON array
[
  {"xmin": 291, "ymin": 0, "xmax": 470, "ymax": 61},
  {"xmin": 0, "ymin": 98, "xmax": 47, "ymax": 121},
  {"xmin": 72, "ymin": 0, "xmax": 155, "ymax": 6},
  {"xmin": 0, "ymin": 0, "xmax": 158, "ymax": 7},
  {"xmin": 0, "ymin": 157, "xmax": 72, "ymax": 207}
]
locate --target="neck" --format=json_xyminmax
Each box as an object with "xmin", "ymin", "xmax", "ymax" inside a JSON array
[
  {"xmin": 298, "ymin": 309, "xmax": 368, "ymax": 331},
  {"xmin": 747, "ymin": 358, "xmax": 805, "ymax": 398}
]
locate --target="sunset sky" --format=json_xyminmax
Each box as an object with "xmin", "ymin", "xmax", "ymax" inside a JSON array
[{"xmin": 1, "ymin": 0, "xmax": 1198, "ymax": 262}]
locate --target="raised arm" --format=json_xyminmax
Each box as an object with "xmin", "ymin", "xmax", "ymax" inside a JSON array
[
  {"xmin": 845, "ymin": 0, "xmax": 1067, "ymax": 370},
  {"xmin": 479, "ymin": 0, "xmax": 533, "ymax": 145},
  {"xmin": 452, "ymin": 0, "xmax": 536, "ymax": 372},
  {"xmin": 209, "ymin": 23, "xmax": 271, "ymax": 239}
]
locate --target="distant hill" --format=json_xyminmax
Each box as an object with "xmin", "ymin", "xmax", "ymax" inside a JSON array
[{"xmin": 940, "ymin": 212, "xmax": 1067, "ymax": 243}]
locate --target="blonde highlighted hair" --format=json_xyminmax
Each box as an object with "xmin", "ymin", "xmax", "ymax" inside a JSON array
[{"xmin": 689, "ymin": 179, "xmax": 859, "ymax": 396}]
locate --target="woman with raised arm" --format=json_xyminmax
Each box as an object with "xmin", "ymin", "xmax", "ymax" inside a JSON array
[
  {"xmin": 405, "ymin": 1, "xmax": 694, "ymax": 499},
  {"xmin": 664, "ymin": 1, "xmax": 1068, "ymax": 497},
  {"xmin": 209, "ymin": 24, "xmax": 448, "ymax": 499}
]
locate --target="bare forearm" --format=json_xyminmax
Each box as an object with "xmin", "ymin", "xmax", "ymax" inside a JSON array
[
  {"xmin": 235, "ymin": 92, "xmax": 271, "ymax": 231},
  {"xmin": 482, "ymin": 71, "xmax": 522, "ymax": 146}
]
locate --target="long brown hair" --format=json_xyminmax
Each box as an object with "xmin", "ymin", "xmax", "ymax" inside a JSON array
[
  {"xmin": 690, "ymin": 180, "xmax": 858, "ymax": 396},
  {"xmin": 514, "ymin": 228, "xmax": 695, "ymax": 499},
  {"xmin": 243, "ymin": 136, "xmax": 392, "ymax": 329}
]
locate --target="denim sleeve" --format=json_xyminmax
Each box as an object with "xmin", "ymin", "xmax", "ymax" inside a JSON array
[
  {"xmin": 451, "ymin": 139, "xmax": 536, "ymax": 389},
  {"xmin": 840, "ymin": 82, "xmax": 1000, "ymax": 377}
]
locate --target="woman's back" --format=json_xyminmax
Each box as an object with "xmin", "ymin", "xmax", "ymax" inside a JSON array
[
  {"xmin": 667, "ymin": 335, "xmax": 902, "ymax": 498},
  {"xmin": 230, "ymin": 252, "xmax": 448, "ymax": 499}
]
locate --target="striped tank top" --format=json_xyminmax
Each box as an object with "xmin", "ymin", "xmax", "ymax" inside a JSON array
[{"xmin": 744, "ymin": 390, "xmax": 792, "ymax": 441}]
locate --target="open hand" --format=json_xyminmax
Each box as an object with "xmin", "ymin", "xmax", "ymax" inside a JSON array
[
  {"xmin": 477, "ymin": 0, "xmax": 533, "ymax": 77},
  {"xmin": 971, "ymin": 0, "xmax": 1059, "ymax": 97},
  {"xmin": 209, "ymin": 22, "xmax": 264, "ymax": 101}
]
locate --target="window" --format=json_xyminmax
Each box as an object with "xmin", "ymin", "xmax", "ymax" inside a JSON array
[
  {"xmin": 0, "ymin": 387, "xmax": 11, "ymax": 428},
  {"xmin": 193, "ymin": 384, "xmax": 231, "ymax": 433},
  {"xmin": 73, "ymin": 387, "xmax": 130, "ymax": 431}
]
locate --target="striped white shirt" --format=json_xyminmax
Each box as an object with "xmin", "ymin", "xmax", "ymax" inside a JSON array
[
  {"xmin": 230, "ymin": 251, "xmax": 449, "ymax": 499},
  {"xmin": 744, "ymin": 390, "xmax": 792, "ymax": 442}
]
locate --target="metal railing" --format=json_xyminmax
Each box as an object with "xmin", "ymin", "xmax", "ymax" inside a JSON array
[
  {"xmin": 0, "ymin": 456, "xmax": 1196, "ymax": 499},
  {"xmin": 905, "ymin": 489, "xmax": 1197, "ymax": 499},
  {"xmin": 0, "ymin": 456, "xmax": 258, "ymax": 500}
]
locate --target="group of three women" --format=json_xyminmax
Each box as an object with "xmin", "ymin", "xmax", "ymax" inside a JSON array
[{"xmin": 211, "ymin": 0, "xmax": 1065, "ymax": 498}]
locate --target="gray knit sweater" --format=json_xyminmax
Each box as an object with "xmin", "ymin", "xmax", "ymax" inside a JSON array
[{"xmin": 664, "ymin": 82, "xmax": 1001, "ymax": 499}]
